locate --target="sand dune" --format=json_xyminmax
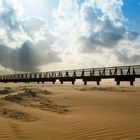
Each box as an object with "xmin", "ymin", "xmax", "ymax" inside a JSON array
[{"xmin": 0, "ymin": 83, "xmax": 140, "ymax": 140}]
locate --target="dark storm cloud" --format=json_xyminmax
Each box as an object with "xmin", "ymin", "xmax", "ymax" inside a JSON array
[{"xmin": 0, "ymin": 41, "xmax": 61, "ymax": 71}]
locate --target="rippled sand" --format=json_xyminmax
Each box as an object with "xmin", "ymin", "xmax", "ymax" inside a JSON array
[{"xmin": 0, "ymin": 82, "xmax": 140, "ymax": 140}]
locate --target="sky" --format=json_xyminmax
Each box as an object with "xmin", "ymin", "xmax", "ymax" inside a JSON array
[{"xmin": 0, "ymin": 0, "xmax": 140, "ymax": 73}]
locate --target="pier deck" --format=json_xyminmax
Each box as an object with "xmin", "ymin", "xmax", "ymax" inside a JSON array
[{"xmin": 0, "ymin": 65, "xmax": 140, "ymax": 86}]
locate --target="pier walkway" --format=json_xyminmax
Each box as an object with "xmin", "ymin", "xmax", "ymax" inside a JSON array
[{"xmin": 0, "ymin": 65, "xmax": 140, "ymax": 86}]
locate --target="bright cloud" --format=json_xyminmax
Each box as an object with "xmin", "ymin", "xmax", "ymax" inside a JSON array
[
  {"xmin": 53, "ymin": 0, "xmax": 140, "ymax": 69},
  {"xmin": 0, "ymin": 0, "xmax": 61, "ymax": 71},
  {"xmin": 0, "ymin": 0, "xmax": 139, "ymax": 72}
]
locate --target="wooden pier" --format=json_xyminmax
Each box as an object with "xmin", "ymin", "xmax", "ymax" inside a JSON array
[{"xmin": 0, "ymin": 65, "xmax": 140, "ymax": 86}]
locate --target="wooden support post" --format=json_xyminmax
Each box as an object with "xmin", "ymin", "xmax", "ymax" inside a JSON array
[
  {"xmin": 130, "ymin": 81, "xmax": 134, "ymax": 86},
  {"xmin": 60, "ymin": 81, "xmax": 63, "ymax": 84},
  {"xmin": 97, "ymin": 81, "xmax": 100, "ymax": 85},
  {"xmin": 116, "ymin": 81, "xmax": 120, "ymax": 85},
  {"xmin": 42, "ymin": 81, "xmax": 44, "ymax": 84},
  {"xmin": 53, "ymin": 81, "xmax": 55, "ymax": 84},
  {"xmin": 37, "ymin": 81, "xmax": 39, "ymax": 84},
  {"xmin": 84, "ymin": 81, "xmax": 87, "ymax": 85},
  {"xmin": 72, "ymin": 81, "xmax": 75, "ymax": 85}
]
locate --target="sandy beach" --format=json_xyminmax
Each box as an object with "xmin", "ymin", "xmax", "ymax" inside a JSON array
[{"xmin": 0, "ymin": 82, "xmax": 140, "ymax": 140}]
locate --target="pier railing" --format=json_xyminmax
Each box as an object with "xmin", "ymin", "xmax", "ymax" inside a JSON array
[{"xmin": 0, "ymin": 65, "xmax": 140, "ymax": 86}]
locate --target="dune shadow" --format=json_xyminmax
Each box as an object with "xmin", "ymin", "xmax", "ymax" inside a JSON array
[
  {"xmin": 3, "ymin": 89, "xmax": 68, "ymax": 114},
  {"xmin": 0, "ymin": 108, "xmax": 37, "ymax": 122}
]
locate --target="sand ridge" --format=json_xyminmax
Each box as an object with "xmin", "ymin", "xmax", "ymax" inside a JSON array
[{"xmin": 3, "ymin": 88, "xmax": 68, "ymax": 114}]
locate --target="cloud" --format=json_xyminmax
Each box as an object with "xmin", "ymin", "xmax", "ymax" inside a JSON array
[
  {"xmin": 113, "ymin": 37, "xmax": 140, "ymax": 64},
  {"xmin": 0, "ymin": 0, "xmax": 139, "ymax": 72},
  {"xmin": 53, "ymin": 0, "xmax": 140, "ymax": 67},
  {"xmin": 77, "ymin": 0, "xmax": 126, "ymax": 51},
  {"xmin": 127, "ymin": 31, "xmax": 139, "ymax": 40},
  {"xmin": 115, "ymin": 51, "xmax": 140, "ymax": 64},
  {"xmin": 0, "ymin": 41, "xmax": 61, "ymax": 71},
  {"xmin": 22, "ymin": 17, "xmax": 48, "ymax": 40},
  {"xmin": 0, "ymin": 0, "xmax": 26, "ymax": 45},
  {"xmin": 0, "ymin": 0, "xmax": 61, "ymax": 72},
  {"xmin": 79, "ymin": 15, "xmax": 125, "ymax": 52}
]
